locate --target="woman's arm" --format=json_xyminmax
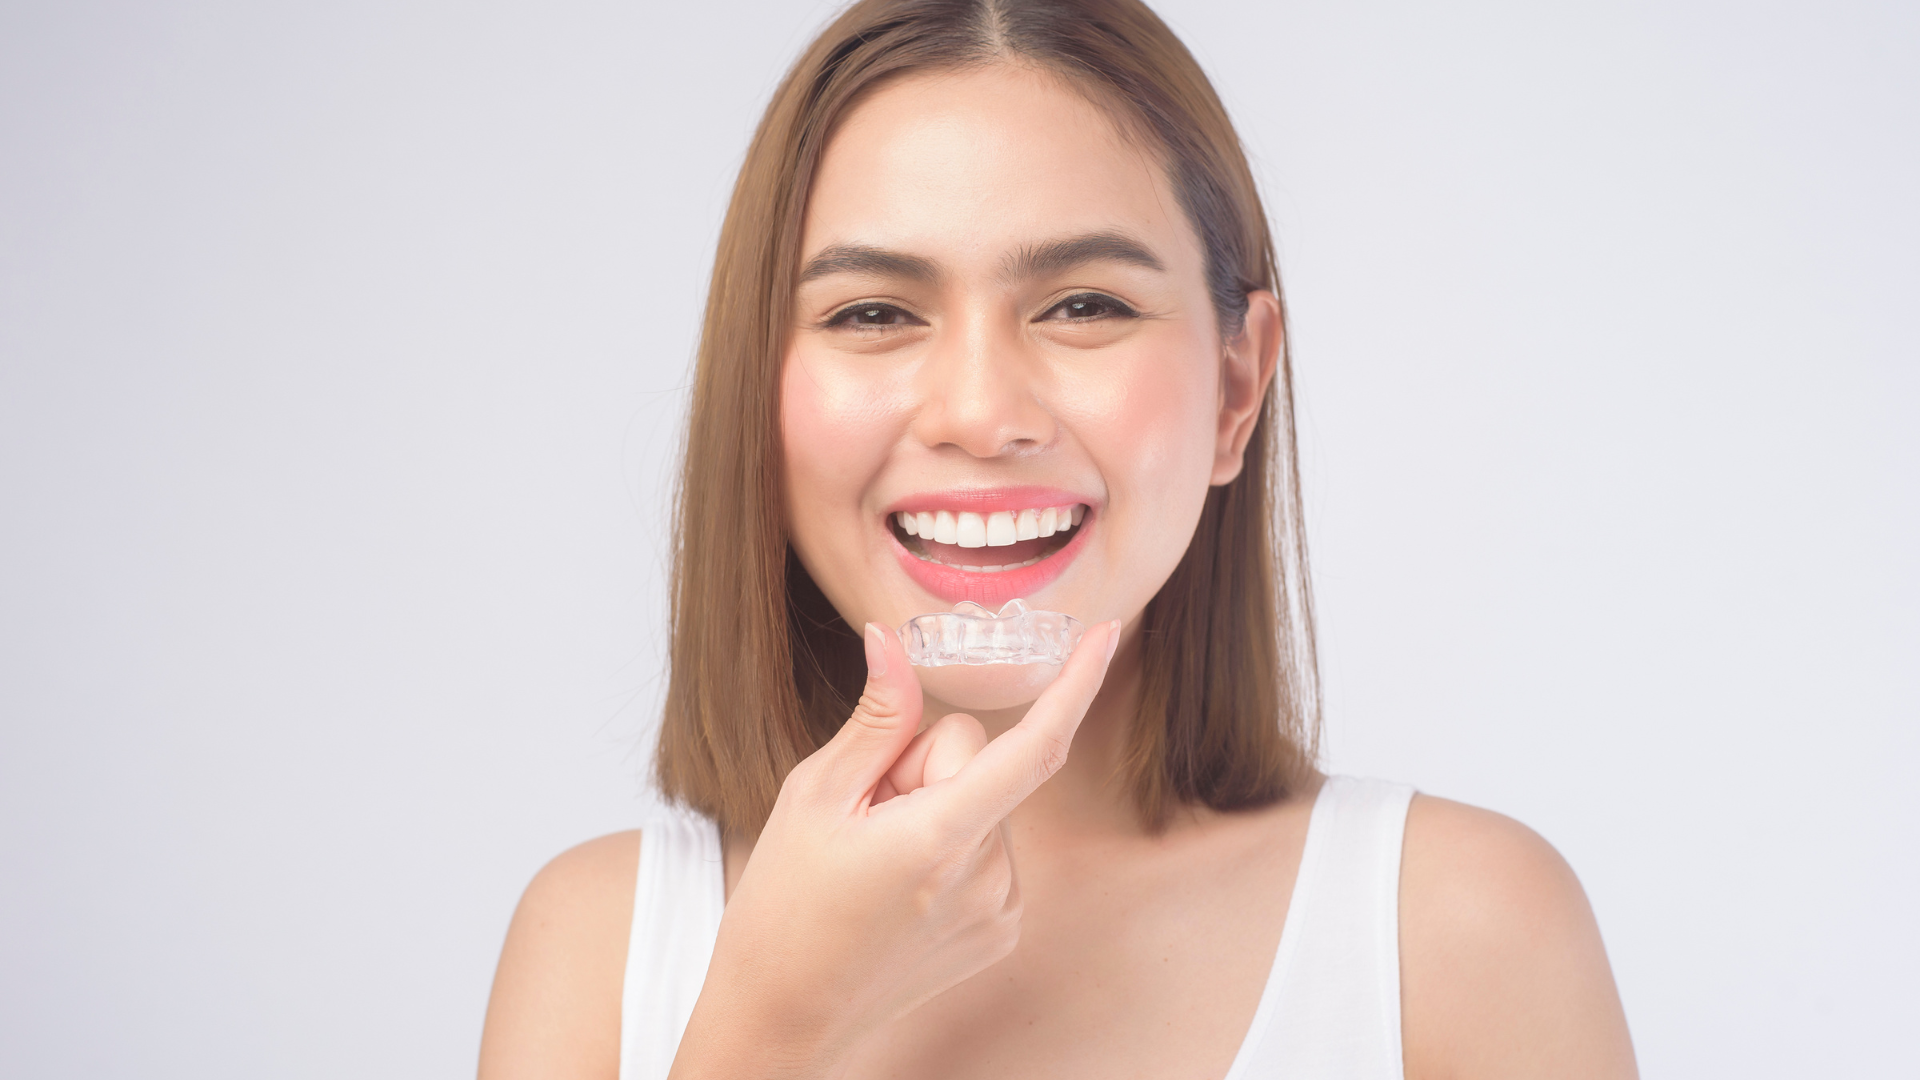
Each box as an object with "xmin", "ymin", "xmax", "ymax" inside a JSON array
[
  {"xmin": 477, "ymin": 831, "xmax": 639, "ymax": 1080},
  {"xmin": 665, "ymin": 621, "xmax": 1120, "ymax": 1079},
  {"xmin": 1400, "ymin": 796, "xmax": 1638, "ymax": 1080},
  {"xmin": 475, "ymin": 620, "xmax": 1118, "ymax": 1080}
]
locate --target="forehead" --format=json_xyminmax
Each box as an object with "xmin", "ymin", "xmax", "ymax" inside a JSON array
[{"xmin": 802, "ymin": 64, "xmax": 1202, "ymax": 276}]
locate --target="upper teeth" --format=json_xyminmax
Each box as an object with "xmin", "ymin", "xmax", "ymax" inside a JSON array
[{"xmin": 895, "ymin": 504, "xmax": 1086, "ymax": 548}]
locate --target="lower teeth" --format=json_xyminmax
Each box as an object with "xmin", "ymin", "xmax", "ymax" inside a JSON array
[{"xmin": 911, "ymin": 550, "xmax": 1046, "ymax": 573}]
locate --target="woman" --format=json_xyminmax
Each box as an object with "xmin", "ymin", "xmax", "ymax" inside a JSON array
[{"xmin": 480, "ymin": 1, "xmax": 1637, "ymax": 1076}]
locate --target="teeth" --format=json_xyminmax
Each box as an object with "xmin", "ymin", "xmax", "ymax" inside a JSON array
[
  {"xmin": 955, "ymin": 512, "xmax": 987, "ymax": 548},
  {"xmin": 894, "ymin": 502, "xmax": 1087, "ymax": 553},
  {"xmin": 910, "ymin": 549, "xmax": 1048, "ymax": 572},
  {"xmin": 986, "ymin": 511, "xmax": 1016, "ymax": 547}
]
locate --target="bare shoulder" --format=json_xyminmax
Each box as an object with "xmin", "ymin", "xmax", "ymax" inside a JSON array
[
  {"xmin": 478, "ymin": 830, "xmax": 642, "ymax": 1080},
  {"xmin": 1399, "ymin": 796, "xmax": 1637, "ymax": 1080}
]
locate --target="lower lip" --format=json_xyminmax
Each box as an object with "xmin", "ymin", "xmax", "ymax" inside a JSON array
[{"xmin": 890, "ymin": 517, "xmax": 1092, "ymax": 608}]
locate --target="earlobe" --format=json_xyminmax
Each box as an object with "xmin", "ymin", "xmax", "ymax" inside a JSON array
[{"xmin": 1210, "ymin": 290, "xmax": 1282, "ymax": 485}]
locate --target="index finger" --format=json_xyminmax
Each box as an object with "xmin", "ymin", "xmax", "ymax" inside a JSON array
[{"xmin": 931, "ymin": 619, "xmax": 1121, "ymax": 829}]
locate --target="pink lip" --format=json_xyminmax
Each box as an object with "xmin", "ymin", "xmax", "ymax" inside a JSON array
[{"xmin": 886, "ymin": 487, "xmax": 1095, "ymax": 608}]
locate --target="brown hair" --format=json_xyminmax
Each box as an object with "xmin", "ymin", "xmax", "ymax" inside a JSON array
[{"xmin": 655, "ymin": 0, "xmax": 1318, "ymax": 833}]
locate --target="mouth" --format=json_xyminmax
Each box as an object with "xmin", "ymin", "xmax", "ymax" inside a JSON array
[
  {"xmin": 893, "ymin": 502, "xmax": 1086, "ymax": 571},
  {"xmin": 886, "ymin": 491, "xmax": 1093, "ymax": 607}
]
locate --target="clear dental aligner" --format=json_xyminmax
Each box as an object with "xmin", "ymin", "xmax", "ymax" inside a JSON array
[{"xmin": 898, "ymin": 599, "xmax": 1086, "ymax": 667}]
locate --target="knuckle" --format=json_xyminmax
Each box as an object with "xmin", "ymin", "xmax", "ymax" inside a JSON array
[
  {"xmin": 962, "ymin": 859, "xmax": 1015, "ymax": 916},
  {"xmin": 778, "ymin": 758, "xmax": 835, "ymax": 808},
  {"xmin": 910, "ymin": 877, "xmax": 939, "ymax": 918},
  {"xmin": 1031, "ymin": 728, "xmax": 1071, "ymax": 778},
  {"xmin": 781, "ymin": 756, "xmax": 818, "ymax": 791},
  {"xmin": 898, "ymin": 823, "xmax": 963, "ymax": 884},
  {"xmin": 902, "ymin": 814, "xmax": 945, "ymax": 855},
  {"xmin": 991, "ymin": 913, "xmax": 1022, "ymax": 960},
  {"xmin": 989, "ymin": 860, "xmax": 1015, "ymax": 900},
  {"xmin": 846, "ymin": 697, "xmax": 902, "ymax": 737},
  {"xmin": 854, "ymin": 684, "xmax": 902, "ymax": 721}
]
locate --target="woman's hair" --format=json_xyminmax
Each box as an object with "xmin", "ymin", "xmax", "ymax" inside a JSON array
[{"xmin": 656, "ymin": 0, "xmax": 1318, "ymax": 834}]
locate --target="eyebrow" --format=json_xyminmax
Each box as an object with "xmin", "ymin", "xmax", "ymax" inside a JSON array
[
  {"xmin": 1004, "ymin": 231, "xmax": 1165, "ymax": 281},
  {"xmin": 795, "ymin": 231, "xmax": 1166, "ymax": 288},
  {"xmin": 797, "ymin": 244, "xmax": 939, "ymax": 285}
]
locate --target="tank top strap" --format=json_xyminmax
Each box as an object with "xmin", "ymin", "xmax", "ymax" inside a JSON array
[
  {"xmin": 618, "ymin": 809, "xmax": 725, "ymax": 1080},
  {"xmin": 1225, "ymin": 775, "xmax": 1416, "ymax": 1079}
]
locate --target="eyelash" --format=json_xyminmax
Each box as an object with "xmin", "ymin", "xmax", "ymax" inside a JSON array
[
  {"xmin": 821, "ymin": 292, "xmax": 1138, "ymax": 329},
  {"xmin": 1041, "ymin": 292, "xmax": 1137, "ymax": 321},
  {"xmin": 823, "ymin": 302, "xmax": 921, "ymax": 329}
]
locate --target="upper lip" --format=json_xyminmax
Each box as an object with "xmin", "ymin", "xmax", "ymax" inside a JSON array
[{"xmin": 881, "ymin": 485, "xmax": 1095, "ymax": 516}]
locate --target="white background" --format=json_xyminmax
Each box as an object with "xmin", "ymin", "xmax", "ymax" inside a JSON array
[{"xmin": 1, "ymin": 0, "xmax": 1913, "ymax": 1075}]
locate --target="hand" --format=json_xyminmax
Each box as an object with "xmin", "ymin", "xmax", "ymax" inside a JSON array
[{"xmin": 668, "ymin": 617, "xmax": 1122, "ymax": 1078}]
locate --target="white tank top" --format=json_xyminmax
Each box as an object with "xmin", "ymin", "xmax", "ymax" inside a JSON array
[{"xmin": 619, "ymin": 775, "xmax": 1415, "ymax": 1079}]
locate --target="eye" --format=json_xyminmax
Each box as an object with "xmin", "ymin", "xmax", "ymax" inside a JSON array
[
  {"xmin": 1039, "ymin": 293, "xmax": 1136, "ymax": 322},
  {"xmin": 824, "ymin": 302, "xmax": 922, "ymax": 328}
]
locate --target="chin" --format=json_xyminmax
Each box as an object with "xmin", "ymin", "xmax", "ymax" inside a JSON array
[{"xmin": 913, "ymin": 661, "xmax": 1067, "ymax": 714}]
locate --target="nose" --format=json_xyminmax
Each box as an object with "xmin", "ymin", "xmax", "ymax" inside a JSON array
[{"xmin": 910, "ymin": 315, "xmax": 1058, "ymax": 459}]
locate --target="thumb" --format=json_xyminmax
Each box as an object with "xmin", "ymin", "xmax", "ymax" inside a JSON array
[{"xmin": 817, "ymin": 622, "xmax": 924, "ymax": 804}]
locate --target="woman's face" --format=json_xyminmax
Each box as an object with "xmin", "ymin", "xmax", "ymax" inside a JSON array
[{"xmin": 782, "ymin": 64, "xmax": 1272, "ymax": 704}]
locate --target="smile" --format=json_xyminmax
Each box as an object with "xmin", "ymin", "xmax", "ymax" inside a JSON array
[
  {"xmin": 892, "ymin": 504, "xmax": 1086, "ymax": 572},
  {"xmin": 886, "ymin": 489, "xmax": 1093, "ymax": 607}
]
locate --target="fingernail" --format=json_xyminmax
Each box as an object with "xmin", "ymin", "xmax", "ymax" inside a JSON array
[
  {"xmin": 1104, "ymin": 620, "xmax": 1122, "ymax": 663},
  {"xmin": 864, "ymin": 623, "xmax": 888, "ymax": 678}
]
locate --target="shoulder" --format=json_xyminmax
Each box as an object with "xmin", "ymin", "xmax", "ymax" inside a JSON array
[
  {"xmin": 1400, "ymin": 795, "xmax": 1582, "ymax": 935},
  {"xmin": 478, "ymin": 830, "xmax": 642, "ymax": 1080},
  {"xmin": 516, "ymin": 829, "xmax": 644, "ymax": 934},
  {"xmin": 1398, "ymin": 795, "xmax": 1637, "ymax": 1080}
]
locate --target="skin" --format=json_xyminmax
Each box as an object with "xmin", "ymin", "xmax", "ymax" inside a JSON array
[{"xmin": 478, "ymin": 64, "xmax": 1637, "ymax": 1080}]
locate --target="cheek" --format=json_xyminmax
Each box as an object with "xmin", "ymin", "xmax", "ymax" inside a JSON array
[
  {"xmin": 1054, "ymin": 340, "xmax": 1221, "ymax": 513},
  {"xmin": 779, "ymin": 351, "xmax": 910, "ymax": 531}
]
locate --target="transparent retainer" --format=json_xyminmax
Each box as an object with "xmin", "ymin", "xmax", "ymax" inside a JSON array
[{"xmin": 898, "ymin": 599, "xmax": 1086, "ymax": 667}]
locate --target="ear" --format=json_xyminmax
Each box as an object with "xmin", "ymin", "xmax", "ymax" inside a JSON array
[{"xmin": 1211, "ymin": 290, "xmax": 1282, "ymax": 485}]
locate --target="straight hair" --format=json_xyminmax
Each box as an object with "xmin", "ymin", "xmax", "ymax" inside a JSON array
[{"xmin": 656, "ymin": 0, "xmax": 1319, "ymax": 834}]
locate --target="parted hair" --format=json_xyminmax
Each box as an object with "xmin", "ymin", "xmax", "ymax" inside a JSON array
[{"xmin": 655, "ymin": 0, "xmax": 1319, "ymax": 835}]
